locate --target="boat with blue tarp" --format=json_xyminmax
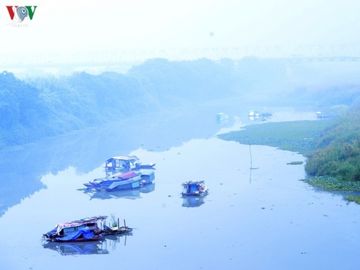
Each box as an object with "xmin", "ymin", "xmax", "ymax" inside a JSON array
[
  {"xmin": 182, "ymin": 181, "xmax": 208, "ymax": 196},
  {"xmin": 43, "ymin": 216, "xmax": 132, "ymax": 243},
  {"xmin": 84, "ymin": 156, "xmax": 155, "ymax": 191},
  {"xmin": 84, "ymin": 171, "xmax": 142, "ymax": 191}
]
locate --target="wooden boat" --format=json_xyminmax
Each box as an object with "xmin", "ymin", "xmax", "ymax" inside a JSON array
[
  {"xmin": 84, "ymin": 171, "xmax": 142, "ymax": 191},
  {"xmin": 43, "ymin": 216, "xmax": 132, "ymax": 243},
  {"xmin": 105, "ymin": 156, "xmax": 155, "ymax": 185},
  {"xmin": 84, "ymin": 156, "xmax": 156, "ymax": 191},
  {"xmin": 182, "ymin": 181, "xmax": 208, "ymax": 196}
]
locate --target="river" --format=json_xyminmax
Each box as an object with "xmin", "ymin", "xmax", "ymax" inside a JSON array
[{"xmin": 0, "ymin": 106, "xmax": 359, "ymax": 270}]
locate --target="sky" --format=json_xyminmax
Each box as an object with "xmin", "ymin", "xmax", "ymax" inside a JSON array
[{"xmin": 0, "ymin": 0, "xmax": 360, "ymax": 74}]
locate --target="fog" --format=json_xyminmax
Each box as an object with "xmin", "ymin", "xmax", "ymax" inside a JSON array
[{"xmin": 1, "ymin": 0, "xmax": 360, "ymax": 72}]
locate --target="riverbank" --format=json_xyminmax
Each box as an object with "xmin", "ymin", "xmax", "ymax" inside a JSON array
[
  {"xmin": 219, "ymin": 120, "xmax": 333, "ymax": 155},
  {"xmin": 219, "ymin": 114, "xmax": 360, "ymax": 204}
]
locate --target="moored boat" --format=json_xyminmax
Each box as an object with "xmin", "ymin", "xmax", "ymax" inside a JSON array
[
  {"xmin": 84, "ymin": 171, "xmax": 142, "ymax": 191},
  {"xmin": 43, "ymin": 216, "xmax": 132, "ymax": 243},
  {"xmin": 182, "ymin": 181, "xmax": 208, "ymax": 196},
  {"xmin": 84, "ymin": 155, "xmax": 156, "ymax": 191}
]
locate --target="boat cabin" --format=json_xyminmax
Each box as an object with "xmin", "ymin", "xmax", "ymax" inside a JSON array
[{"xmin": 105, "ymin": 156, "xmax": 139, "ymax": 174}]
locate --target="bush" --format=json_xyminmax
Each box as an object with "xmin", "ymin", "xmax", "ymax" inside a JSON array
[{"xmin": 305, "ymin": 106, "xmax": 360, "ymax": 182}]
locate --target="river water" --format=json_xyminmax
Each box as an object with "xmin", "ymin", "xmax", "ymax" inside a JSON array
[{"xmin": 0, "ymin": 106, "xmax": 359, "ymax": 270}]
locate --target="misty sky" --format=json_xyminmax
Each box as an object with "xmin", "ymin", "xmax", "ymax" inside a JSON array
[{"xmin": 0, "ymin": 0, "xmax": 360, "ymax": 73}]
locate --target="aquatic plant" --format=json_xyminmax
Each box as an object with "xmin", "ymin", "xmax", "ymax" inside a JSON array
[
  {"xmin": 306, "ymin": 105, "xmax": 360, "ymax": 182},
  {"xmin": 219, "ymin": 107, "xmax": 360, "ymax": 200},
  {"xmin": 345, "ymin": 195, "xmax": 360, "ymax": 204},
  {"xmin": 303, "ymin": 177, "xmax": 360, "ymax": 192},
  {"xmin": 219, "ymin": 120, "xmax": 333, "ymax": 155}
]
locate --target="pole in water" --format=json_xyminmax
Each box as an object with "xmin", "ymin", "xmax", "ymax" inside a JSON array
[
  {"xmin": 249, "ymin": 144, "xmax": 253, "ymax": 184},
  {"xmin": 124, "ymin": 219, "xmax": 127, "ymax": 228},
  {"xmin": 117, "ymin": 218, "xmax": 120, "ymax": 228},
  {"xmin": 249, "ymin": 144, "xmax": 253, "ymax": 169}
]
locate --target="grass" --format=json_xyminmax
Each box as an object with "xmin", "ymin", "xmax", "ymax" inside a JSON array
[
  {"xmin": 219, "ymin": 120, "xmax": 333, "ymax": 155},
  {"xmin": 345, "ymin": 195, "xmax": 360, "ymax": 204},
  {"xmin": 219, "ymin": 118, "xmax": 360, "ymax": 204},
  {"xmin": 303, "ymin": 176, "xmax": 360, "ymax": 192}
]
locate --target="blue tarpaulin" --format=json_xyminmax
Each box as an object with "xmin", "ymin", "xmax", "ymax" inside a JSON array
[
  {"xmin": 57, "ymin": 229, "xmax": 95, "ymax": 241},
  {"xmin": 188, "ymin": 183, "xmax": 199, "ymax": 193}
]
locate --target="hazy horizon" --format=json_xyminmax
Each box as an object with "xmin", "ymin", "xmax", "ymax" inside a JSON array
[{"xmin": 1, "ymin": 0, "xmax": 360, "ymax": 75}]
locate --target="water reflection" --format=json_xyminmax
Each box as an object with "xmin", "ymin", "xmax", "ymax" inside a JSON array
[
  {"xmin": 43, "ymin": 234, "xmax": 131, "ymax": 256},
  {"xmin": 2, "ymin": 131, "xmax": 358, "ymax": 270},
  {"xmin": 83, "ymin": 184, "xmax": 156, "ymax": 200},
  {"xmin": 182, "ymin": 196, "xmax": 205, "ymax": 207},
  {"xmin": 0, "ymin": 105, "xmax": 223, "ymax": 216}
]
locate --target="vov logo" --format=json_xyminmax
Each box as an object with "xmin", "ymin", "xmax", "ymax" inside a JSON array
[{"xmin": 6, "ymin": 6, "xmax": 37, "ymax": 22}]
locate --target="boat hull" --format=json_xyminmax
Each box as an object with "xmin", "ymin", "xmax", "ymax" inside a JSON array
[
  {"xmin": 85, "ymin": 171, "xmax": 154, "ymax": 191},
  {"xmin": 85, "ymin": 176, "xmax": 142, "ymax": 191},
  {"xmin": 182, "ymin": 190, "xmax": 208, "ymax": 197}
]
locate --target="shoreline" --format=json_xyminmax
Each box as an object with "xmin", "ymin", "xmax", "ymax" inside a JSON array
[{"xmin": 218, "ymin": 118, "xmax": 360, "ymax": 204}]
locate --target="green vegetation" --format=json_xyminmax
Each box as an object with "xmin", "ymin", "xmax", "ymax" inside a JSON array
[
  {"xmin": 345, "ymin": 195, "xmax": 360, "ymax": 204},
  {"xmin": 219, "ymin": 120, "xmax": 333, "ymax": 155},
  {"xmin": 303, "ymin": 177, "xmax": 360, "ymax": 192},
  {"xmin": 219, "ymin": 106, "xmax": 360, "ymax": 201},
  {"xmin": 305, "ymin": 107, "xmax": 360, "ymax": 182}
]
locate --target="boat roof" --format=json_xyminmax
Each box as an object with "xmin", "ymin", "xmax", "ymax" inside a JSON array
[
  {"xmin": 57, "ymin": 216, "xmax": 107, "ymax": 229},
  {"xmin": 106, "ymin": 156, "xmax": 139, "ymax": 162},
  {"xmin": 183, "ymin": 181, "xmax": 205, "ymax": 186},
  {"xmin": 111, "ymin": 171, "xmax": 139, "ymax": 179}
]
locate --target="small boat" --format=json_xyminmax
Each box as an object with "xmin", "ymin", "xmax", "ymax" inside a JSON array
[
  {"xmin": 43, "ymin": 231, "xmax": 132, "ymax": 255},
  {"xmin": 84, "ymin": 156, "xmax": 155, "ymax": 192},
  {"xmin": 216, "ymin": 112, "xmax": 230, "ymax": 124},
  {"xmin": 43, "ymin": 216, "xmax": 132, "ymax": 243},
  {"xmin": 84, "ymin": 171, "xmax": 142, "ymax": 191},
  {"xmin": 248, "ymin": 110, "xmax": 256, "ymax": 117},
  {"xmin": 182, "ymin": 181, "xmax": 208, "ymax": 196},
  {"xmin": 105, "ymin": 156, "xmax": 155, "ymax": 176},
  {"xmin": 248, "ymin": 110, "xmax": 272, "ymax": 121}
]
